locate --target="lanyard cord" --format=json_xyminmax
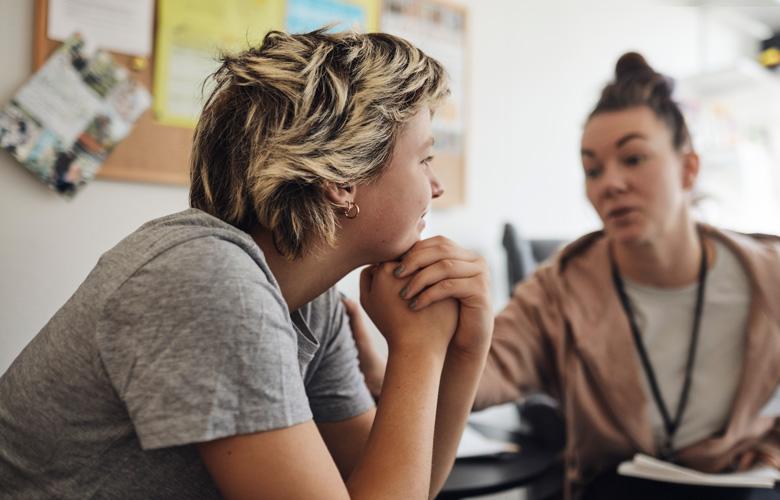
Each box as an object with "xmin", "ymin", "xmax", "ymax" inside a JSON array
[{"xmin": 609, "ymin": 233, "xmax": 708, "ymax": 460}]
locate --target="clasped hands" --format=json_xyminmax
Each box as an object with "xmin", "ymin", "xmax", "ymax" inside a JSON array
[{"xmin": 346, "ymin": 236, "xmax": 492, "ymax": 397}]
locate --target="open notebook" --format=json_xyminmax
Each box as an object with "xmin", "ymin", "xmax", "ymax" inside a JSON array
[{"xmin": 619, "ymin": 454, "xmax": 780, "ymax": 488}]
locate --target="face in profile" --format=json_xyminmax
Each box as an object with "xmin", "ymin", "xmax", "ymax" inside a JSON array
[
  {"xmin": 581, "ymin": 106, "xmax": 697, "ymax": 246},
  {"xmin": 353, "ymin": 107, "xmax": 444, "ymax": 261}
]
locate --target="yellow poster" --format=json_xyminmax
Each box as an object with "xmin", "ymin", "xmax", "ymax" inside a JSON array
[
  {"xmin": 153, "ymin": 0, "xmax": 285, "ymax": 128},
  {"xmin": 153, "ymin": 0, "xmax": 380, "ymax": 128}
]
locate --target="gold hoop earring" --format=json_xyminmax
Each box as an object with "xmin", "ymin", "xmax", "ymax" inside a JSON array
[{"xmin": 343, "ymin": 201, "xmax": 359, "ymax": 219}]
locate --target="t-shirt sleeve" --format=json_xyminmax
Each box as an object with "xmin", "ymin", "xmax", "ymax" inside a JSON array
[
  {"xmin": 96, "ymin": 237, "xmax": 312, "ymax": 450},
  {"xmin": 304, "ymin": 290, "xmax": 374, "ymax": 423}
]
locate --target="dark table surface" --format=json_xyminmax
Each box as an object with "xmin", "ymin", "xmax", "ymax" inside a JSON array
[{"xmin": 437, "ymin": 423, "xmax": 561, "ymax": 500}]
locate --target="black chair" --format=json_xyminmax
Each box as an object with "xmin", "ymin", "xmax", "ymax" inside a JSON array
[
  {"xmin": 501, "ymin": 223, "xmax": 568, "ymax": 499},
  {"xmin": 501, "ymin": 222, "xmax": 566, "ymax": 296}
]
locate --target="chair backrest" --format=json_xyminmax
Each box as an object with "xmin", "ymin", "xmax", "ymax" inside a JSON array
[{"xmin": 501, "ymin": 222, "xmax": 565, "ymax": 297}]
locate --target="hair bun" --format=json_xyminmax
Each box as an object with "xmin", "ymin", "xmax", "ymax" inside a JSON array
[
  {"xmin": 615, "ymin": 52, "xmax": 653, "ymax": 80},
  {"xmin": 615, "ymin": 51, "xmax": 675, "ymax": 97}
]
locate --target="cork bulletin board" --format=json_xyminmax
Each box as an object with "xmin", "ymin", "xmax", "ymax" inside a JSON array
[{"xmin": 33, "ymin": 0, "xmax": 192, "ymax": 185}]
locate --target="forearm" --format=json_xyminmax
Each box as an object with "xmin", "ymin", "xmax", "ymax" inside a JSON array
[
  {"xmin": 429, "ymin": 347, "xmax": 489, "ymax": 498},
  {"xmin": 474, "ymin": 313, "xmax": 552, "ymax": 410},
  {"xmin": 346, "ymin": 346, "xmax": 445, "ymax": 500}
]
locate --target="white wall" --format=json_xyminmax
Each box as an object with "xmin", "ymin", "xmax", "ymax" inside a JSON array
[
  {"xmin": 0, "ymin": 0, "xmax": 763, "ymax": 372},
  {"xmin": 0, "ymin": 1, "xmax": 190, "ymax": 371}
]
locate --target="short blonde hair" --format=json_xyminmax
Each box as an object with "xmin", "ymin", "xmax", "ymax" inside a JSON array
[{"xmin": 190, "ymin": 29, "xmax": 449, "ymax": 259}]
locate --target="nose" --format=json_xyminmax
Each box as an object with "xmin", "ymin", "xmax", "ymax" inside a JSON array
[
  {"xmin": 599, "ymin": 162, "xmax": 628, "ymax": 198},
  {"xmin": 430, "ymin": 173, "xmax": 444, "ymax": 199}
]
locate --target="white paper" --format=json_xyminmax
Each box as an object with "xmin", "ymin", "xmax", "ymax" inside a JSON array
[
  {"xmin": 0, "ymin": 35, "xmax": 151, "ymax": 196},
  {"xmin": 455, "ymin": 425, "xmax": 518, "ymax": 459},
  {"xmin": 15, "ymin": 49, "xmax": 103, "ymax": 147},
  {"xmin": 618, "ymin": 453, "xmax": 780, "ymax": 488},
  {"xmin": 48, "ymin": 0, "xmax": 154, "ymax": 56},
  {"xmin": 760, "ymin": 386, "xmax": 780, "ymax": 418},
  {"xmin": 467, "ymin": 402, "xmax": 523, "ymax": 432}
]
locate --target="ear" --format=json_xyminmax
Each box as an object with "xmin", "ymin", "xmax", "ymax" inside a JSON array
[
  {"xmin": 323, "ymin": 182, "xmax": 355, "ymax": 205},
  {"xmin": 681, "ymin": 151, "xmax": 700, "ymax": 191}
]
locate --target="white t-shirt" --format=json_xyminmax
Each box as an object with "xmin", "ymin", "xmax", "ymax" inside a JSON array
[{"xmin": 624, "ymin": 239, "xmax": 751, "ymax": 451}]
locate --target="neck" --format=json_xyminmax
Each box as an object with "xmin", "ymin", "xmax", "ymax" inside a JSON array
[
  {"xmin": 612, "ymin": 220, "xmax": 704, "ymax": 288},
  {"xmin": 250, "ymin": 228, "xmax": 356, "ymax": 312}
]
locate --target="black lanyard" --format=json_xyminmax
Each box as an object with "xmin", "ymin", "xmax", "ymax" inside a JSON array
[{"xmin": 609, "ymin": 233, "xmax": 708, "ymax": 461}]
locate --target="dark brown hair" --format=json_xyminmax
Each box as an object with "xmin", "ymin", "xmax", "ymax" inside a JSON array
[{"xmin": 588, "ymin": 52, "xmax": 692, "ymax": 151}]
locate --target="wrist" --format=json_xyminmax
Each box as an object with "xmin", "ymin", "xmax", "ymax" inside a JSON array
[
  {"xmin": 387, "ymin": 339, "xmax": 448, "ymax": 367},
  {"xmin": 448, "ymin": 335, "xmax": 491, "ymax": 361}
]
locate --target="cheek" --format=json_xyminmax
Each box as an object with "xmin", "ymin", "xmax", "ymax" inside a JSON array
[{"xmin": 584, "ymin": 182, "xmax": 601, "ymax": 211}]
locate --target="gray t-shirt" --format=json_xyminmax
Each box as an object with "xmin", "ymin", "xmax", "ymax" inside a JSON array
[{"xmin": 0, "ymin": 209, "xmax": 373, "ymax": 499}]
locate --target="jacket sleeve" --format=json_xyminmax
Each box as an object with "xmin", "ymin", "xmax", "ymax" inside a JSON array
[{"xmin": 474, "ymin": 266, "xmax": 565, "ymax": 410}]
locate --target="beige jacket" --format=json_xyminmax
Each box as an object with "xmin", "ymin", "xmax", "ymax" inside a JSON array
[{"xmin": 475, "ymin": 225, "xmax": 780, "ymax": 495}]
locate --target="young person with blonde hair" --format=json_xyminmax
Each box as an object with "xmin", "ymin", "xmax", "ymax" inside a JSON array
[
  {"xmin": 353, "ymin": 52, "xmax": 780, "ymax": 499},
  {"xmin": 0, "ymin": 29, "xmax": 492, "ymax": 499}
]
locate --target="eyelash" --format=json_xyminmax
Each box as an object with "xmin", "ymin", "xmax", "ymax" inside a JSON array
[
  {"xmin": 584, "ymin": 168, "xmax": 602, "ymax": 179},
  {"xmin": 584, "ymin": 154, "xmax": 647, "ymax": 178},
  {"xmin": 421, "ymin": 156, "xmax": 434, "ymax": 167},
  {"xmin": 623, "ymin": 154, "xmax": 646, "ymax": 166}
]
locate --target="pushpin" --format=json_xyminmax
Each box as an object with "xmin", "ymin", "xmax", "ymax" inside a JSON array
[{"xmin": 130, "ymin": 56, "xmax": 147, "ymax": 72}]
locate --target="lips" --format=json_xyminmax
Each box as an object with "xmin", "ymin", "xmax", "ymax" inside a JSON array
[{"xmin": 606, "ymin": 206, "xmax": 638, "ymax": 219}]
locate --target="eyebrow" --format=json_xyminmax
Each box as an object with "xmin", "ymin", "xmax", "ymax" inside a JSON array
[
  {"xmin": 422, "ymin": 137, "xmax": 435, "ymax": 150},
  {"xmin": 616, "ymin": 132, "xmax": 646, "ymax": 148},
  {"xmin": 581, "ymin": 132, "xmax": 647, "ymax": 157}
]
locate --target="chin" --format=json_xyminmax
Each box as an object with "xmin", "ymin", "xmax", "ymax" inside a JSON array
[
  {"xmin": 374, "ymin": 237, "xmax": 419, "ymax": 262},
  {"xmin": 605, "ymin": 223, "xmax": 647, "ymax": 246}
]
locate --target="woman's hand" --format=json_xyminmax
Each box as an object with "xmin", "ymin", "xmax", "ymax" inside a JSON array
[
  {"xmin": 359, "ymin": 262, "xmax": 458, "ymax": 357},
  {"xmin": 734, "ymin": 448, "xmax": 780, "ymax": 471},
  {"xmin": 393, "ymin": 236, "xmax": 493, "ymax": 358}
]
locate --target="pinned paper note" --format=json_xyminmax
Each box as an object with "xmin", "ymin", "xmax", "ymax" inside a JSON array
[
  {"xmin": 48, "ymin": 0, "xmax": 154, "ymax": 56},
  {"xmin": 0, "ymin": 35, "xmax": 150, "ymax": 196}
]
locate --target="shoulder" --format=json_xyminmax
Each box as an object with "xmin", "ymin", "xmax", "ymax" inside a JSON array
[
  {"xmin": 109, "ymin": 209, "xmax": 277, "ymax": 293},
  {"xmin": 703, "ymin": 225, "xmax": 780, "ymax": 314},
  {"xmin": 526, "ymin": 230, "xmax": 609, "ymax": 289},
  {"xmin": 509, "ymin": 230, "xmax": 613, "ymax": 323},
  {"xmin": 100, "ymin": 211, "xmax": 288, "ymax": 330},
  {"xmin": 703, "ymin": 225, "xmax": 780, "ymax": 278},
  {"xmin": 703, "ymin": 225, "xmax": 780, "ymax": 258}
]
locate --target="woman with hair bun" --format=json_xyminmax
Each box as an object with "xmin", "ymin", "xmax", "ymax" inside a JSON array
[
  {"xmin": 0, "ymin": 29, "xmax": 493, "ymax": 499},
  {"xmin": 354, "ymin": 52, "xmax": 780, "ymax": 499},
  {"xmin": 482, "ymin": 52, "xmax": 780, "ymax": 499}
]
